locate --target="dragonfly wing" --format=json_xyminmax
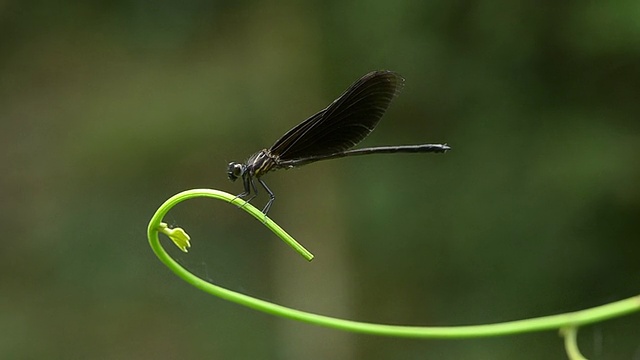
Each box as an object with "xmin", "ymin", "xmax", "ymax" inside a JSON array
[{"xmin": 269, "ymin": 70, "xmax": 404, "ymax": 161}]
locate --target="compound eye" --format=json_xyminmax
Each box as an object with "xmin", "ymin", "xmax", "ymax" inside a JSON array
[{"xmin": 227, "ymin": 162, "xmax": 243, "ymax": 181}]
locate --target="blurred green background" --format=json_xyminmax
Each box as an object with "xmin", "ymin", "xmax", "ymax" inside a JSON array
[{"xmin": 2, "ymin": 1, "xmax": 639, "ymax": 359}]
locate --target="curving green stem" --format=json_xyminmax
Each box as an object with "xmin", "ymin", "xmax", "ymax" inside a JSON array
[
  {"xmin": 560, "ymin": 327, "xmax": 588, "ymax": 360},
  {"xmin": 149, "ymin": 189, "xmax": 313, "ymax": 260},
  {"xmin": 147, "ymin": 189, "xmax": 640, "ymax": 350}
]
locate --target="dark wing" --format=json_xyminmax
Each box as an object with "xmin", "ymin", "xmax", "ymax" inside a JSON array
[{"xmin": 269, "ymin": 70, "xmax": 404, "ymax": 160}]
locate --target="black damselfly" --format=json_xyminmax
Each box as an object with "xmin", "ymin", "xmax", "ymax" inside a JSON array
[{"xmin": 228, "ymin": 70, "xmax": 450, "ymax": 214}]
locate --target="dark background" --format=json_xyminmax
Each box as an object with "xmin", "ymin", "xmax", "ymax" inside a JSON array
[{"xmin": 2, "ymin": 1, "xmax": 639, "ymax": 359}]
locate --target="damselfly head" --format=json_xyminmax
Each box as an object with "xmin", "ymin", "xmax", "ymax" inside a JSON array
[{"xmin": 227, "ymin": 162, "xmax": 245, "ymax": 182}]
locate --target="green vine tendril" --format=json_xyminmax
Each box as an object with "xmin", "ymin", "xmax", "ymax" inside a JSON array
[{"xmin": 148, "ymin": 189, "xmax": 640, "ymax": 359}]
